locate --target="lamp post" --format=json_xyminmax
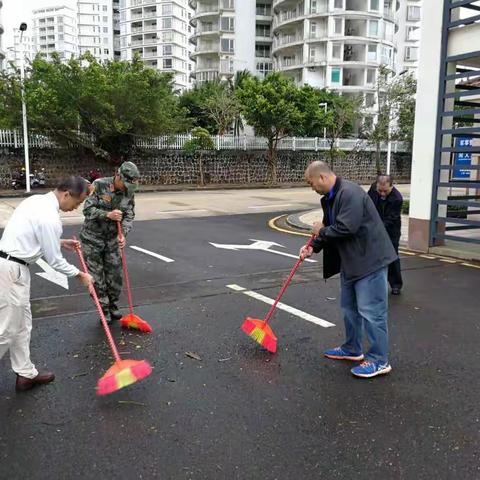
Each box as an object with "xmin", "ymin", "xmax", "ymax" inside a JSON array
[
  {"xmin": 19, "ymin": 22, "xmax": 31, "ymax": 193},
  {"xmin": 386, "ymin": 69, "xmax": 407, "ymax": 175},
  {"xmin": 319, "ymin": 102, "xmax": 328, "ymax": 139}
]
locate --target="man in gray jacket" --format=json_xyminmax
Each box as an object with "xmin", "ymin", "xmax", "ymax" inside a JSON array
[{"xmin": 300, "ymin": 161, "xmax": 397, "ymax": 378}]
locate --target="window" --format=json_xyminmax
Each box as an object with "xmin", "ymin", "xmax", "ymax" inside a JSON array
[
  {"xmin": 162, "ymin": 4, "xmax": 173, "ymax": 15},
  {"xmin": 163, "ymin": 58, "xmax": 172, "ymax": 69},
  {"xmin": 365, "ymin": 93, "xmax": 375, "ymax": 108},
  {"xmin": 59, "ymin": 34, "xmax": 64, "ymax": 40},
  {"xmin": 220, "ymin": 16, "xmax": 234, "ymax": 31},
  {"xmin": 103, "ymin": 16, "xmax": 108, "ymax": 22},
  {"xmin": 406, "ymin": 26, "xmax": 420, "ymax": 41},
  {"xmin": 367, "ymin": 44, "xmax": 377, "ymax": 61},
  {"xmin": 334, "ymin": 0, "xmax": 343, "ymax": 8},
  {"xmin": 163, "ymin": 44, "xmax": 172, "ymax": 55},
  {"xmin": 221, "ymin": 0, "xmax": 234, "ymax": 9},
  {"xmin": 368, "ymin": 20, "xmax": 378, "ymax": 36},
  {"xmin": 103, "ymin": 5, "xmax": 108, "ymax": 11},
  {"xmin": 331, "ymin": 67, "xmax": 341, "ymax": 84},
  {"xmin": 309, "ymin": 47, "xmax": 316, "ymax": 62},
  {"xmin": 104, "ymin": 48, "xmax": 109, "ymax": 54},
  {"xmin": 370, "ymin": 0, "xmax": 379, "ymax": 10},
  {"xmin": 221, "ymin": 38, "xmax": 234, "ymax": 53},
  {"xmin": 103, "ymin": 38, "xmax": 109, "ymax": 44},
  {"xmin": 58, "ymin": 17, "xmax": 63, "ymax": 24},
  {"xmin": 332, "ymin": 44, "xmax": 341, "ymax": 59},
  {"xmin": 256, "ymin": 24, "xmax": 270, "ymax": 37},
  {"xmin": 163, "ymin": 31, "xmax": 173, "ymax": 41},
  {"xmin": 58, "ymin": 26, "xmax": 63, "ymax": 33},
  {"xmin": 367, "ymin": 68, "xmax": 376, "ymax": 85},
  {"xmin": 310, "ymin": 21, "xmax": 317, "ymax": 37},
  {"xmin": 162, "ymin": 17, "xmax": 172, "ymax": 29},
  {"xmin": 255, "ymin": 45, "xmax": 271, "ymax": 58},
  {"xmin": 407, "ymin": 6, "xmax": 421, "ymax": 21},
  {"xmin": 256, "ymin": 4, "xmax": 271, "ymax": 16},
  {"xmin": 405, "ymin": 46, "xmax": 418, "ymax": 61},
  {"xmin": 334, "ymin": 18, "xmax": 342, "ymax": 34},
  {"xmin": 103, "ymin": 27, "xmax": 108, "ymax": 33},
  {"xmin": 310, "ymin": 0, "xmax": 317, "ymax": 13}
]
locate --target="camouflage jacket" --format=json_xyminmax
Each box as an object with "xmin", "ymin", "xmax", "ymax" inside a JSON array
[{"xmin": 81, "ymin": 177, "xmax": 135, "ymax": 241}]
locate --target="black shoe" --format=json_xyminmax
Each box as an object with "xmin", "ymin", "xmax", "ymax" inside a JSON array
[
  {"xmin": 100, "ymin": 307, "xmax": 114, "ymax": 326},
  {"xmin": 391, "ymin": 288, "xmax": 401, "ymax": 295},
  {"xmin": 109, "ymin": 308, "xmax": 122, "ymax": 323}
]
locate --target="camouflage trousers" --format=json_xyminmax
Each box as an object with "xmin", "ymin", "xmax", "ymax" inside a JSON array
[{"xmin": 79, "ymin": 234, "xmax": 123, "ymax": 313}]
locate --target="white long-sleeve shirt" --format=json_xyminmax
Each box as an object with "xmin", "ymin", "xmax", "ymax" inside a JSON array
[{"xmin": 0, "ymin": 191, "xmax": 80, "ymax": 277}]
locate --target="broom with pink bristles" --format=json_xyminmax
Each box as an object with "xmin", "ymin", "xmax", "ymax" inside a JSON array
[
  {"xmin": 74, "ymin": 238, "xmax": 152, "ymax": 396},
  {"xmin": 241, "ymin": 234, "xmax": 316, "ymax": 353}
]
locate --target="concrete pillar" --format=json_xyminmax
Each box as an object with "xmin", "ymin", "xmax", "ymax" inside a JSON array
[{"xmin": 408, "ymin": 0, "xmax": 445, "ymax": 252}]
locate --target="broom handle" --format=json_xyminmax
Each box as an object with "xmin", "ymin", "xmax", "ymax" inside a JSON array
[
  {"xmin": 73, "ymin": 237, "xmax": 121, "ymax": 362},
  {"xmin": 117, "ymin": 222, "xmax": 134, "ymax": 316},
  {"xmin": 264, "ymin": 234, "xmax": 316, "ymax": 324}
]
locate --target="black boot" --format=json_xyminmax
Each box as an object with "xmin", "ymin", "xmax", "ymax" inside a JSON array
[
  {"xmin": 100, "ymin": 306, "xmax": 114, "ymax": 326},
  {"xmin": 109, "ymin": 305, "xmax": 122, "ymax": 323}
]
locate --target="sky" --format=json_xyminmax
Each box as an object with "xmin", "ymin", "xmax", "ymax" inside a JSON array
[{"xmin": 2, "ymin": 0, "xmax": 77, "ymax": 50}]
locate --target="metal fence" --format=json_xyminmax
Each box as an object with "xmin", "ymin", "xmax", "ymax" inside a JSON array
[{"xmin": 0, "ymin": 130, "xmax": 410, "ymax": 153}]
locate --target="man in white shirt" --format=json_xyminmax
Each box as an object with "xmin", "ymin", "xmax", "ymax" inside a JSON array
[{"xmin": 0, "ymin": 176, "xmax": 94, "ymax": 392}]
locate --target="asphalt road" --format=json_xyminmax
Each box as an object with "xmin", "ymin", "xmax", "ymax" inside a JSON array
[{"xmin": 0, "ymin": 212, "xmax": 479, "ymax": 479}]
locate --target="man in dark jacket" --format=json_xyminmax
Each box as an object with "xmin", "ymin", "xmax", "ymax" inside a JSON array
[
  {"xmin": 368, "ymin": 175, "xmax": 403, "ymax": 294},
  {"xmin": 300, "ymin": 161, "xmax": 397, "ymax": 379}
]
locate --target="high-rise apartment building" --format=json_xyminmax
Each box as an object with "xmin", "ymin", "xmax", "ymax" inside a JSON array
[
  {"xmin": 395, "ymin": 0, "xmax": 421, "ymax": 74},
  {"xmin": 7, "ymin": 31, "xmax": 37, "ymax": 70},
  {"xmin": 189, "ymin": 0, "xmax": 273, "ymax": 84},
  {"xmin": 119, "ymin": 0, "xmax": 194, "ymax": 91},
  {"xmin": 32, "ymin": 6, "xmax": 79, "ymax": 61},
  {"xmin": 77, "ymin": 0, "xmax": 115, "ymax": 62}
]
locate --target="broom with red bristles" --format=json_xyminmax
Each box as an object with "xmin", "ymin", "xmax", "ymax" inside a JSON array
[
  {"xmin": 74, "ymin": 238, "xmax": 152, "ymax": 396},
  {"xmin": 241, "ymin": 234, "xmax": 316, "ymax": 353},
  {"xmin": 117, "ymin": 222, "xmax": 153, "ymax": 333}
]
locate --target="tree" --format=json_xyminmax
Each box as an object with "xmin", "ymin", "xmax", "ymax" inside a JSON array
[
  {"xmin": 184, "ymin": 127, "xmax": 215, "ymax": 186},
  {"xmin": 235, "ymin": 73, "xmax": 304, "ymax": 183},
  {"xmin": 362, "ymin": 66, "xmax": 417, "ymax": 172},
  {"xmin": 0, "ymin": 53, "xmax": 188, "ymax": 162},
  {"xmin": 178, "ymin": 80, "xmax": 225, "ymax": 134},
  {"xmin": 203, "ymin": 87, "xmax": 241, "ymax": 135},
  {"xmin": 297, "ymin": 85, "xmax": 360, "ymax": 168}
]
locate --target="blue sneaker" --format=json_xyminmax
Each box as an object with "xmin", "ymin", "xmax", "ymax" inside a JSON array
[
  {"xmin": 324, "ymin": 347, "xmax": 364, "ymax": 362},
  {"xmin": 351, "ymin": 361, "xmax": 392, "ymax": 378}
]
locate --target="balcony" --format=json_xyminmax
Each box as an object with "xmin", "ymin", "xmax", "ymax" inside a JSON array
[
  {"xmin": 343, "ymin": 44, "xmax": 366, "ymax": 63},
  {"xmin": 273, "ymin": 33, "xmax": 303, "ymax": 50},
  {"xmin": 273, "ymin": 8, "xmax": 305, "ymax": 29},
  {"xmin": 194, "ymin": 43, "xmax": 220, "ymax": 55},
  {"xmin": 277, "ymin": 56, "xmax": 303, "ymax": 70},
  {"xmin": 144, "ymin": 50, "xmax": 159, "ymax": 59}
]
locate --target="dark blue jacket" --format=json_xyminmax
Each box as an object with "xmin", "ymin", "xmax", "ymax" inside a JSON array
[
  {"xmin": 368, "ymin": 183, "xmax": 403, "ymax": 246},
  {"xmin": 313, "ymin": 178, "xmax": 397, "ymax": 282}
]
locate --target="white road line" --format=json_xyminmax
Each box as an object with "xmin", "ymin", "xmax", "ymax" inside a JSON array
[
  {"xmin": 129, "ymin": 246, "xmax": 175, "ymax": 263},
  {"xmin": 156, "ymin": 209, "xmax": 209, "ymax": 214},
  {"xmin": 439, "ymin": 258, "xmax": 457, "ymax": 264},
  {"xmin": 248, "ymin": 204, "xmax": 293, "ymax": 209},
  {"xmin": 226, "ymin": 284, "xmax": 335, "ymax": 328},
  {"xmin": 419, "ymin": 254, "xmax": 436, "ymax": 260}
]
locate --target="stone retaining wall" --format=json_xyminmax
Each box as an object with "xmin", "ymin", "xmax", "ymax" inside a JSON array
[{"xmin": 0, "ymin": 147, "xmax": 411, "ymax": 188}]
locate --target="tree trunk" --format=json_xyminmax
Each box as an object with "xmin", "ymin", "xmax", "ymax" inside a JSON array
[
  {"xmin": 375, "ymin": 142, "xmax": 381, "ymax": 174},
  {"xmin": 198, "ymin": 152, "xmax": 205, "ymax": 186},
  {"xmin": 267, "ymin": 137, "xmax": 278, "ymax": 184}
]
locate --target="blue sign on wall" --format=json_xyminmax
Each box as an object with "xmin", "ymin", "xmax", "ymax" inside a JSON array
[{"xmin": 452, "ymin": 136, "xmax": 472, "ymax": 180}]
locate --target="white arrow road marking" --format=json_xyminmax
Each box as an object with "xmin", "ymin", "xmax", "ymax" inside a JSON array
[
  {"xmin": 35, "ymin": 258, "xmax": 69, "ymax": 290},
  {"xmin": 227, "ymin": 284, "xmax": 335, "ymax": 328},
  {"xmin": 129, "ymin": 245, "xmax": 175, "ymax": 263},
  {"xmin": 209, "ymin": 239, "xmax": 317, "ymax": 263}
]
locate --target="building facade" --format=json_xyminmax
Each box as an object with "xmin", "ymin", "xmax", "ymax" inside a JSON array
[
  {"xmin": 119, "ymin": 0, "xmax": 194, "ymax": 91},
  {"xmin": 77, "ymin": 0, "xmax": 115, "ymax": 62},
  {"xmin": 189, "ymin": 0, "xmax": 273, "ymax": 84},
  {"xmin": 32, "ymin": 6, "xmax": 79, "ymax": 61},
  {"xmin": 395, "ymin": 0, "xmax": 422, "ymax": 75}
]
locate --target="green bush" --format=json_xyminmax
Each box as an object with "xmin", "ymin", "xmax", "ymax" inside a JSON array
[{"xmin": 184, "ymin": 127, "xmax": 215, "ymax": 154}]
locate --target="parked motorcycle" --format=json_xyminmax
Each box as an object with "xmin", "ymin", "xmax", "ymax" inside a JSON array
[{"xmin": 11, "ymin": 167, "xmax": 47, "ymax": 190}]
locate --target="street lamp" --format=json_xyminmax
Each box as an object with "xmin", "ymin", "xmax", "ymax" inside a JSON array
[
  {"xmin": 19, "ymin": 22, "xmax": 31, "ymax": 194},
  {"xmin": 386, "ymin": 69, "xmax": 407, "ymax": 175},
  {"xmin": 319, "ymin": 102, "xmax": 328, "ymax": 139}
]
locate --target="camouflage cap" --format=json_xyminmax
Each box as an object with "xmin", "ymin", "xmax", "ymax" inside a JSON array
[{"xmin": 118, "ymin": 161, "xmax": 140, "ymax": 194}]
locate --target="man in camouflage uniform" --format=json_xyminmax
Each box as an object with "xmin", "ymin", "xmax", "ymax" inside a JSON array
[{"xmin": 80, "ymin": 162, "xmax": 140, "ymax": 324}]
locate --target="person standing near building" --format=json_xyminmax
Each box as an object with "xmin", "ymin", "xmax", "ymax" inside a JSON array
[
  {"xmin": 80, "ymin": 162, "xmax": 140, "ymax": 325},
  {"xmin": 299, "ymin": 161, "xmax": 397, "ymax": 379},
  {"xmin": 0, "ymin": 177, "xmax": 94, "ymax": 392},
  {"xmin": 368, "ymin": 175, "xmax": 404, "ymax": 295}
]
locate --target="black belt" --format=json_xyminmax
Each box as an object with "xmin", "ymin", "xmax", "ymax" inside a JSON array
[{"xmin": 0, "ymin": 251, "xmax": 29, "ymax": 266}]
